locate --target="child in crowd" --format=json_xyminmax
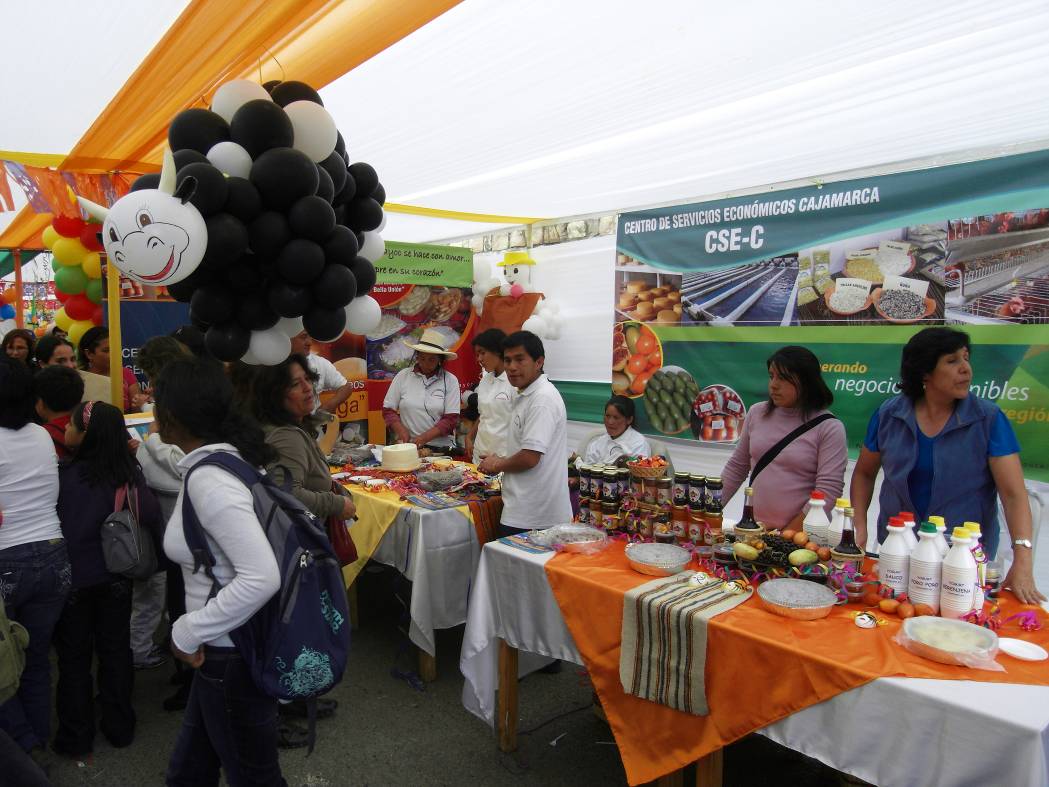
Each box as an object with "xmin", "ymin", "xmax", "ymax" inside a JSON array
[{"xmin": 33, "ymin": 366, "xmax": 85, "ymax": 459}]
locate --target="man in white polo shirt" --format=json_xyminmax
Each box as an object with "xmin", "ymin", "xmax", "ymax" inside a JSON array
[{"xmin": 478, "ymin": 330, "xmax": 571, "ymax": 535}]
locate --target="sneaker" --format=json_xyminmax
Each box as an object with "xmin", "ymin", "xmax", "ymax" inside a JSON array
[
  {"xmin": 134, "ymin": 651, "xmax": 169, "ymax": 670},
  {"xmin": 277, "ymin": 720, "xmax": 310, "ymax": 750}
]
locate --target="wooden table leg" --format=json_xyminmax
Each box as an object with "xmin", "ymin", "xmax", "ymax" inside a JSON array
[
  {"xmin": 346, "ymin": 581, "xmax": 359, "ymax": 630},
  {"xmin": 497, "ymin": 638, "xmax": 519, "ymax": 752},
  {"xmin": 417, "ymin": 648, "xmax": 438, "ymax": 683},
  {"xmin": 694, "ymin": 749, "xmax": 723, "ymax": 787}
]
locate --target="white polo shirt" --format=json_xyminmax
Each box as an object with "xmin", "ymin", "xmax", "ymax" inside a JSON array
[
  {"xmin": 500, "ymin": 374, "xmax": 572, "ymax": 530},
  {"xmin": 472, "ymin": 370, "xmax": 514, "ymax": 463},
  {"xmin": 383, "ymin": 366, "xmax": 461, "ymax": 448},
  {"xmin": 305, "ymin": 353, "xmax": 347, "ymax": 413}
]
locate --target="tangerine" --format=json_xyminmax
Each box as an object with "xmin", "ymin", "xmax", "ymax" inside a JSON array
[
  {"xmin": 636, "ymin": 334, "xmax": 656, "ymax": 354},
  {"xmin": 630, "ymin": 371, "xmax": 653, "ymax": 395},
  {"xmin": 627, "ymin": 354, "xmax": 648, "ymax": 375}
]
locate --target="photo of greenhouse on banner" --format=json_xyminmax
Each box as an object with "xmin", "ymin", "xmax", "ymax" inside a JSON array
[{"xmin": 612, "ymin": 150, "xmax": 1049, "ymax": 480}]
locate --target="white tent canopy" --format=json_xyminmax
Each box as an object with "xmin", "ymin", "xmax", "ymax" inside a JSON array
[{"xmin": 3, "ymin": 0, "xmax": 1049, "ymax": 243}]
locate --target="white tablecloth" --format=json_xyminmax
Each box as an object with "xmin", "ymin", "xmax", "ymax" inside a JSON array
[
  {"xmin": 460, "ymin": 540, "xmax": 1049, "ymax": 787},
  {"xmin": 369, "ymin": 504, "xmax": 480, "ymax": 657}
]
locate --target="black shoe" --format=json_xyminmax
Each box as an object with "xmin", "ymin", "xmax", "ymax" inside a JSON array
[
  {"xmin": 278, "ymin": 698, "xmax": 338, "ymax": 720},
  {"xmin": 538, "ymin": 660, "xmax": 562, "ymax": 674},
  {"xmin": 277, "ymin": 720, "xmax": 310, "ymax": 750},
  {"xmin": 162, "ymin": 683, "xmax": 190, "ymax": 712}
]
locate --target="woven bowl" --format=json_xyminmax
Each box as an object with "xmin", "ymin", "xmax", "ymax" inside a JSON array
[{"xmin": 626, "ymin": 463, "xmax": 668, "ymax": 479}]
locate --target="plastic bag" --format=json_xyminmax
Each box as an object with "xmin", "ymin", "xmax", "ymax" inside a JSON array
[
  {"xmin": 528, "ymin": 524, "xmax": 610, "ymax": 555},
  {"xmin": 893, "ymin": 616, "xmax": 1004, "ymax": 671}
]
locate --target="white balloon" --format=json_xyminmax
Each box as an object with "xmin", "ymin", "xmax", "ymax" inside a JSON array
[
  {"xmin": 247, "ymin": 328, "xmax": 291, "ymax": 366},
  {"xmin": 285, "ymin": 100, "xmax": 337, "ymax": 162},
  {"xmin": 240, "ymin": 345, "xmax": 260, "ymax": 365},
  {"xmin": 471, "ymin": 294, "xmax": 485, "ymax": 313},
  {"xmin": 211, "ymin": 80, "xmax": 271, "ymax": 124},
  {"xmin": 359, "ymin": 231, "xmax": 385, "ymax": 263},
  {"xmin": 344, "ymin": 296, "xmax": 382, "ymax": 336},
  {"xmin": 206, "ymin": 141, "xmax": 252, "ymax": 179},
  {"xmin": 377, "ymin": 213, "xmax": 387, "ymax": 232},
  {"xmin": 522, "ymin": 315, "xmax": 547, "ymax": 335},
  {"xmin": 499, "ymin": 283, "xmax": 512, "ymax": 297},
  {"xmin": 546, "ymin": 319, "xmax": 562, "ymax": 340},
  {"xmin": 274, "ymin": 316, "xmax": 304, "ymax": 338},
  {"xmin": 543, "ymin": 301, "xmax": 560, "ymax": 315},
  {"xmin": 484, "ymin": 276, "xmax": 502, "ymax": 292}
]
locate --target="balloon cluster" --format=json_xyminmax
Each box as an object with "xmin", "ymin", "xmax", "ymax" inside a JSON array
[
  {"xmin": 41, "ymin": 215, "xmax": 106, "ymax": 345},
  {"xmin": 90, "ymin": 79, "xmax": 385, "ymax": 364},
  {"xmin": 0, "ymin": 287, "xmax": 18, "ymax": 321}
]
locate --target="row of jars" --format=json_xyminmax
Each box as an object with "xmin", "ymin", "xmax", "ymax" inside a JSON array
[{"xmin": 578, "ymin": 466, "xmax": 723, "ymax": 510}]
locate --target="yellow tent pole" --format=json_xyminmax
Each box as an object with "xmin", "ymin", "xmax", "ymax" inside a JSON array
[
  {"xmin": 12, "ymin": 250, "xmax": 23, "ymax": 328},
  {"xmin": 105, "ymin": 259, "xmax": 123, "ymax": 410}
]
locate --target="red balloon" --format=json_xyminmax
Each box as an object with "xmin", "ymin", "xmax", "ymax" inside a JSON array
[
  {"xmin": 52, "ymin": 215, "xmax": 86, "ymax": 238},
  {"xmin": 65, "ymin": 294, "xmax": 94, "ymax": 321},
  {"xmin": 80, "ymin": 223, "xmax": 104, "ymax": 252},
  {"xmin": 91, "ymin": 306, "xmax": 104, "ymax": 326},
  {"xmin": 55, "ymin": 289, "xmax": 71, "ymax": 304}
]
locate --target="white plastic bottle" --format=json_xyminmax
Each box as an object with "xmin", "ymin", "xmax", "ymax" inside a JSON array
[
  {"xmin": 909, "ymin": 522, "xmax": 944, "ymax": 613},
  {"xmin": 803, "ymin": 491, "xmax": 831, "ymax": 547},
  {"xmin": 878, "ymin": 518, "xmax": 912, "ymax": 595},
  {"xmin": 963, "ymin": 521, "xmax": 987, "ymax": 612},
  {"xmin": 897, "ymin": 511, "xmax": 919, "ymax": 551},
  {"xmin": 827, "ymin": 498, "xmax": 848, "ymax": 549},
  {"xmin": 927, "ymin": 515, "xmax": 950, "ymax": 558},
  {"xmin": 939, "ymin": 528, "xmax": 977, "ymax": 619}
]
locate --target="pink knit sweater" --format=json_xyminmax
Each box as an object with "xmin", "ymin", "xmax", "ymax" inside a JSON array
[{"xmin": 720, "ymin": 401, "xmax": 847, "ymax": 528}]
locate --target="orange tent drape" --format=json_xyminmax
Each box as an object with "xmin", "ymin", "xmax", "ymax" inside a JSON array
[{"xmin": 0, "ymin": 0, "xmax": 461, "ymax": 250}]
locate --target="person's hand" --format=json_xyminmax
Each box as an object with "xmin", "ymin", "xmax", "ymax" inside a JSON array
[
  {"xmin": 1005, "ymin": 554, "xmax": 1047, "ymax": 605},
  {"xmin": 127, "ymin": 438, "xmax": 141, "ymax": 453},
  {"xmin": 341, "ymin": 496, "xmax": 356, "ymax": 520},
  {"xmin": 412, "ymin": 435, "xmax": 428, "ymax": 448},
  {"xmin": 478, "ymin": 455, "xmax": 502, "ymax": 475},
  {"xmin": 172, "ymin": 642, "xmax": 205, "ymax": 668},
  {"xmin": 131, "ymin": 392, "xmax": 152, "ymax": 411},
  {"xmin": 464, "ymin": 436, "xmax": 474, "ymax": 459},
  {"xmin": 785, "ymin": 511, "xmax": 805, "ymax": 533},
  {"xmin": 393, "ymin": 424, "xmax": 410, "ymax": 444}
]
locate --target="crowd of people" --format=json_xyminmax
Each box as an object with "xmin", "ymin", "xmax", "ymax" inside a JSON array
[{"xmin": 0, "ymin": 318, "xmax": 1043, "ymax": 784}]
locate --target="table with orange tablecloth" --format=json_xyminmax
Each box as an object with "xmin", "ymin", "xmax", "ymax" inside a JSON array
[{"xmin": 460, "ymin": 538, "xmax": 1049, "ymax": 786}]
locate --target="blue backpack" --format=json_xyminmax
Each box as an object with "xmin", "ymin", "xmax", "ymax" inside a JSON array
[{"xmin": 181, "ymin": 453, "xmax": 350, "ymax": 730}]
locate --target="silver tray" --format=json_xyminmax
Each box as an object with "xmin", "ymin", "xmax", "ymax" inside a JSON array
[
  {"xmin": 757, "ymin": 578, "xmax": 838, "ymax": 620},
  {"xmin": 624, "ymin": 542, "xmax": 691, "ymax": 576}
]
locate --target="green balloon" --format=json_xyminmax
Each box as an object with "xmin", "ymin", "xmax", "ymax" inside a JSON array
[
  {"xmin": 54, "ymin": 265, "xmax": 88, "ymax": 296},
  {"xmin": 85, "ymin": 278, "xmax": 104, "ymax": 305}
]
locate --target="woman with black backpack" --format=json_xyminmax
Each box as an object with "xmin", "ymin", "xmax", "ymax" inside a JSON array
[{"xmin": 53, "ymin": 400, "xmax": 162, "ymax": 757}]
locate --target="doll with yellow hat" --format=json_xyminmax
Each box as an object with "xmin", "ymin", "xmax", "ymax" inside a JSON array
[{"xmin": 474, "ymin": 251, "xmax": 561, "ymax": 338}]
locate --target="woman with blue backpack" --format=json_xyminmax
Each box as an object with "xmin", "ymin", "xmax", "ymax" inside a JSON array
[
  {"xmin": 53, "ymin": 400, "xmax": 162, "ymax": 757},
  {"xmin": 153, "ymin": 358, "xmax": 287, "ymax": 786}
]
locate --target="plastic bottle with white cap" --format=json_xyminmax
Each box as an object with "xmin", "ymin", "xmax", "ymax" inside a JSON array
[
  {"xmin": 927, "ymin": 515, "xmax": 950, "ymax": 558},
  {"xmin": 939, "ymin": 527, "xmax": 977, "ymax": 619},
  {"xmin": 962, "ymin": 521, "xmax": 987, "ymax": 612},
  {"xmin": 826, "ymin": 497, "xmax": 848, "ymax": 549},
  {"xmin": 908, "ymin": 521, "xmax": 943, "ymax": 613},
  {"xmin": 878, "ymin": 517, "xmax": 912, "ymax": 595},
  {"xmin": 802, "ymin": 491, "xmax": 831, "ymax": 547}
]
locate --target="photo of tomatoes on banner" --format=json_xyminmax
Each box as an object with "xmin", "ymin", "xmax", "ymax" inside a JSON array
[
  {"xmin": 690, "ymin": 383, "xmax": 747, "ymax": 443},
  {"xmin": 612, "ymin": 321, "xmax": 663, "ymax": 397},
  {"xmin": 642, "ymin": 365, "xmax": 699, "ymax": 435}
]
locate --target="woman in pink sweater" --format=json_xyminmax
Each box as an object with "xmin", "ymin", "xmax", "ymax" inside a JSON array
[{"xmin": 720, "ymin": 346, "xmax": 847, "ymax": 530}]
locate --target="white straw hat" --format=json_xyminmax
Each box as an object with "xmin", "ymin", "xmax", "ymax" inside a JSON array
[{"xmin": 403, "ymin": 328, "xmax": 457, "ymax": 359}]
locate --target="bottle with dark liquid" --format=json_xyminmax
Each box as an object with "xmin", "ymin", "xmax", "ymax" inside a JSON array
[
  {"xmin": 830, "ymin": 505, "xmax": 864, "ymax": 572},
  {"xmin": 733, "ymin": 485, "xmax": 763, "ymax": 548}
]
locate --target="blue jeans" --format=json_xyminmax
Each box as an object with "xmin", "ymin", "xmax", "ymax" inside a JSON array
[
  {"xmin": 166, "ymin": 648, "xmax": 286, "ymax": 787},
  {"xmin": 0, "ymin": 539, "xmax": 71, "ymax": 751}
]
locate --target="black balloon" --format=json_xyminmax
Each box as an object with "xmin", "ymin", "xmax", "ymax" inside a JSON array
[
  {"xmin": 249, "ymin": 211, "xmax": 291, "ymax": 258},
  {"xmin": 173, "ymin": 149, "xmax": 209, "ymax": 170},
  {"xmin": 349, "ymin": 256, "xmax": 377, "ymax": 294},
  {"xmin": 303, "ymin": 305, "xmax": 346, "ymax": 341},
  {"xmin": 224, "ymin": 177, "xmax": 263, "ymax": 223},
  {"xmin": 372, "ymin": 182, "xmax": 386, "ymax": 206},
  {"xmin": 130, "ymin": 173, "xmax": 160, "ymax": 192},
  {"xmin": 276, "ymin": 238, "xmax": 324, "ymax": 284},
  {"xmin": 319, "ymin": 152, "xmax": 347, "ymax": 195},
  {"xmin": 288, "ymin": 196, "xmax": 336, "ymax": 242},
  {"xmin": 169, "ymin": 109, "xmax": 230, "ymax": 155},
  {"xmin": 268, "ymin": 280, "xmax": 313, "ymax": 318},
  {"xmin": 177, "ymin": 162, "xmax": 228, "ymax": 217},
  {"xmin": 166, "ymin": 277, "xmax": 197, "ymax": 303},
  {"xmin": 334, "ymin": 131, "xmax": 346, "ymax": 157},
  {"xmin": 224, "ymin": 257, "xmax": 259, "ymax": 293},
  {"xmin": 190, "ymin": 285, "xmax": 236, "ymax": 325},
  {"xmin": 344, "ymin": 197, "xmax": 383, "ymax": 232},
  {"xmin": 230, "ymin": 100, "xmax": 293, "ymax": 159},
  {"xmin": 313, "ymin": 264, "xmax": 357, "ymax": 309},
  {"xmin": 237, "ymin": 292, "xmax": 280, "ymax": 331},
  {"xmin": 270, "ymin": 80, "xmax": 323, "ymax": 107},
  {"xmin": 332, "ymin": 204, "xmax": 347, "ymax": 227},
  {"xmin": 314, "ymin": 165, "xmax": 335, "ymax": 203},
  {"xmin": 323, "ymin": 226, "xmax": 359, "ymax": 267},
  {"xmin": 333, "ymin": 172, "xmax": 357, "ymax": 206},
  {"xmin": 250, "ymin": 147, "xmax": 319, "ymax": 211},
  {"xmin": 205, "ymin": 323, "xmax": 251, "ymax": 362},
  {"xmin": 262, "ymin": 79, "xmax": 281, "ymax": 93},
  {"xmin": 348, "ymin": 162, "xmax": 378, "ymax": 195},
  {"xmin": 203, "ymin": 213, "xmax": 249, "ymax": 265}
]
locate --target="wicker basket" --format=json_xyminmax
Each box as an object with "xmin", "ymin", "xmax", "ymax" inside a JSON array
[{"xmin": 626, "ymin": 463, "xmax": 668, "ymax": 479}]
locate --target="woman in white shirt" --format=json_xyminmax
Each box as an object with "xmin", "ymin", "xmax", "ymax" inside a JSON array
[
  {"xmin": 580, "ymin": 395, "xmax": 651, "ymax": 466},
  {"xmin": 382, "ymin": 328, "xmax": 461, "ymax": 451},
  {"xmin": 153, "ymin": 358, "xmax": 286, "ymax": 786},
  {"xmin": 466, "ymin": 329, "xmax": 515, "ymax": 464}
]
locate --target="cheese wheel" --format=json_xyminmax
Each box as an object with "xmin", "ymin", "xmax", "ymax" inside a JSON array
[
  {"xmin": 667, "ymin": 291, "xmax": 681, "ymax": 302},
  {"xmin": 635, "ymin": 301, "xmax": 656, "ymax": 317},
  {"xmin": 618, "ymin": 294, "xmax": 639, "ymax": 309},
  {"xmin": 653, "ymin": 296, "xmax": 672, "ymax": 310},
  {"xmin": 637, "ymin": 291, "xmax": 656, "ymax": 302},
  {"xmin": 657, "ymin": 309, "xmax": 679, "ymax": 323},
  {"xmin": 626, "ymin": 281, "xmax": 647, "ymax": 294},
  {"xmin": 672, "ymin": 304, "xmax": 682, "ymax": 315}
]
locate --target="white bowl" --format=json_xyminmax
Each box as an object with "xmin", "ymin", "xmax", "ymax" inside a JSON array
[{"xmin": 625, "ymin": 542, "xmax": 691, "ymax": 576}]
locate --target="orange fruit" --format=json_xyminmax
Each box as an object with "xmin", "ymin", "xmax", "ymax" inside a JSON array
[
  {"xmin": 627, "ymin": 354, "xmax": 648, "ymax": 375},
  {"xmin": 636, "ymin": 334, "xmax": 656, "ymax": 354},
  {"xmin": 647, "ymin": 351, "xmax": 662, "ymax": 368},
  {"xmin": 878, "ymin": 598, "xmax": 900, "ymax": 614},
  {"xmin": 630, "ymin": 371, "xmax": 653, "ymax": 395}
]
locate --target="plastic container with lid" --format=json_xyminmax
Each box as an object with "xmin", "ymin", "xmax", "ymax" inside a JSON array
[
  {"xmin": 803, "ymin": 491, "xmax": 831, "ymax": 546},
  {"xmin": 908, "ymin": 522, "xmax": 943, "ymax": 612},
  {"xmin": 879, "ymin": 517, "xmax": 912, "ymax": 595},
  {"xmin": 827, "ymin": 497, "xmax": 849, "ymax": 548},
  {"xmin": 940, "ymin": 528, "xmax": 977, "ymax": 619},
  {"xmin": 927, "ymin": 515, "xmax": 950, "ymax": 557}
]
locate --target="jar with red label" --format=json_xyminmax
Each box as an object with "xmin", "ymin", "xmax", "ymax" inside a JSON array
[
  {"xmin": 630, "ymin": 475, "xmax": 645, "ymax": 500},
  {"xmin": 672, "ymin": 472, "xmax": 690, "ymax": 506},
  {"xmin": 601, "ymin": 470, "xmax": 619, "ymax": 505},
  {"xmin": 687, "ymin": 510, "xmax": 706, "ymax": 544},
  {"xmin": 579, "ymin": 465, "xmax": 592, "ymax": 498},
  {"xmin": 655, "ymin": 477, "xmax": 672, "ymax": 506},
  {"xmin": 617, "ymin": 468, "xmax": 631, "ymax": 499},
  {"xmin": 670, "ymin": 506, "xmax": 688, "ymax": 541},
  {"xmin": 602, "ymin": 501, "xmax": 620, "ymax": 533},
  {"xmin": 688, "ymin": 475, "xmax": 706, "ymax": 510}
]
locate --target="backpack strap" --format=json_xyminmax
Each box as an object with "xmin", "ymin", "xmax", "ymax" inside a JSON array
[{"xmin": 114, "ymin": 485, "xmax": 128, "ymax": 512}]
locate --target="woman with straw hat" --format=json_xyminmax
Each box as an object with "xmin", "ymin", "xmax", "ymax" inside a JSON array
[{"xmin": 381, "ymin": 328, "xmax": 461, "ymax": 452}]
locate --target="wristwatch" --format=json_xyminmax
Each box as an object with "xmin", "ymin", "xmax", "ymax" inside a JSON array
[{"xmin": 1013, "ymin": 538, "xmax": 1033, "ymax": 549}]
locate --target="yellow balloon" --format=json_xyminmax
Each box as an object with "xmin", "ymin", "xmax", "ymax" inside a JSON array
[
  {"xmin": 82, "ymin": 252, "xmax": 102, "ymax": 279},
  {"xmin": 67, "ymin": 319, "xmax": 94, "ymax": 348},
  {"xmin": 54, "ymin": 306, "xmax": 73, "ymax": 332},
  {"xmin": 52, "ymin": 237, "xmax": 89, "ymax": 267},
  {"xmin": 42, "ymin": 225, "xmax": 60, "ymax": 250}
]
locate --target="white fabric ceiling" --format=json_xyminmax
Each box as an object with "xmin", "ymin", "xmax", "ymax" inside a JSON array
[{"xmin": 3, "ymin": 0, "xmax": 1049, "ymax": 246}]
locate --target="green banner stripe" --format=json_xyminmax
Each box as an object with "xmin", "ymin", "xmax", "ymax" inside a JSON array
[{"xmin": 653, "ymin": 324, "xmax": 1049, "ymax": 345}]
